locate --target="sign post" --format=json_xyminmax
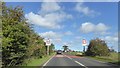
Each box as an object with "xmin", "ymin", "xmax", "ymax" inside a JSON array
[
  {"xmin": 82, "ymin": 39, "xmax": 87, "ymax": 54},
  {"xmin": 45, "ymin": 38, "xmax": 51, "ymax": 55}
]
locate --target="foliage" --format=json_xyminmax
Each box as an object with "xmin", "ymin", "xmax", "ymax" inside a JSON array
[
  {"xmin": 2, "ymin": 3, "xmax": 55, "ymax": 67},
  {"xmin": 86, "ymin": 38, "xmax": 110, "ymax": 56},
  {"xmin": 63, "ymin": 45, "xmax": 68, "ymax": 52},
  {"xmin": 2, "ymin": 3, "xmax": 30, "ymax": 66},
  {"xmin": 87, "ymin": 52, "xmax": 119, "ymax": 65}
]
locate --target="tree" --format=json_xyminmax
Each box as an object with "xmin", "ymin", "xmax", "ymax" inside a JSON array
[
  {"xmin": 2, "ymin": 3, "xmax": 56, "ymax": 66},
  {"xmin": 49, "ymin": 43, "xmax": 55, "ymax": 54},
  {"xmin": 2, "ymin": 3, "xmax": 31, "ymax": 66},
  {"xmin": 86, "ymin": 38, "xmax": 110, "ymax": 56},
  {"xmin": 63, "ymin": 45, "xmax": 68, "ymax": 52}
]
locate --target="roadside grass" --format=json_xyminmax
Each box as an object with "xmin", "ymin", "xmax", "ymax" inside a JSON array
[
  {"xmin": 86, "ymin": 52, "xmax": 120, "ymax": 65},
  {"xmin": 66, "ymin": 51, "xmax": 83, "ymax": 56},
  {"xmin": 22, "ymin": 53, "xmax": 55, "ymax": 67},
  {"xmin": 66, "ymin": 52, "xmax": 78, "ymax": 55}
]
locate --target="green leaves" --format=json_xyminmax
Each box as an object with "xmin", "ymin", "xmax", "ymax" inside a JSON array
[
  {"xmin": 2, "ymin": 3, "xmax": 55, "ymax": 67},
  {"xmin": 86, "ymin": 38, "xmax": 110, "ymax": 56},
  {"xmin": 2, "ymin": 3, "xmax": 30, "ymax": 66}
]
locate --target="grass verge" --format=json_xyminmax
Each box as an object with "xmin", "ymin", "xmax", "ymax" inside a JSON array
[
  {"xmin": 23, "ymin": 53, "xmax": 55, "ymax": 67},
  {"xmin": 66, "ymin": 51, "xmax": 83, "ymax": 56},
  {"xmin": 86, "ymin": 52, "xmax": 120, "ymax": 65}
]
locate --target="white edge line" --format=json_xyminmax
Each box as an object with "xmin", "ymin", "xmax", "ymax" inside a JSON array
[{"xmin": 43, "ymin": 54, "xmax": 55, "ymax": 66}]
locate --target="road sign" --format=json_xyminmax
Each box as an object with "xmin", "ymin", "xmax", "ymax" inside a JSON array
[
  {"xmin": 82, "ymin": 39, "xmax": 87, "ymax": 46},
  {"xmin": 45, "ymin": 39, "xmax": 51, "ymax": 46}
]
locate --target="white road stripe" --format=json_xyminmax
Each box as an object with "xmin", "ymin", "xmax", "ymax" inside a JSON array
[
  {"xmin": 74, "ymin": 61, "xmax": 85, "ymax": 66},
  {"xmin": 65, "ymin": 55, "xmax": 72, "ymax": 60},
  {"xmin": 43, "ymin": 55, "xmax": 55, "ymax": 66},
  {"xmin": 74, "ymin": 61, "xmax": 88, "ymax": 68},
  {"xmin": 64, "ymin": 55, "xmax": 88, "ymax": 68},
  {"xmin": 68, "ymin": 57, "xmax": 72, "ymax": 60}
]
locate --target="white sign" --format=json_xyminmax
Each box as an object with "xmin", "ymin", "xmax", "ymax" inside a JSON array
[
  {"xmin": 45, "ymin": 39, "xmax": 51, "ymax": 46},
  {"xmin": 82, "ymin": 39, "xmax": 87, "ymax": 46}
]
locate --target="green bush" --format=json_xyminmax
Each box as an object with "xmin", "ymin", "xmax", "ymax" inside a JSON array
[
  {"xmin": 2, "ymin": 3, "xmax": 55, "ymax": 67},
  {"xmin": 86, "ymin": 38, "xmax": 110, "ymax": 56}
]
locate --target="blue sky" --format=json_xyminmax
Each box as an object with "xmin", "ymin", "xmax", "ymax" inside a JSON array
[{"xmin": 6, "ymin": 2, "xmax": 118, "ymax": 52}]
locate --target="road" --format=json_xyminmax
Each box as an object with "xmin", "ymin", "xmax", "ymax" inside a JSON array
[{"xmin": 43, "ymin": 53, "xmax": 119, "ymax": 68}]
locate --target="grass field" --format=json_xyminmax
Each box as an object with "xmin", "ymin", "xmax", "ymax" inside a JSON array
[
  {"xmin": 86, "ymin": 52, "xmax": 120, "ymax": 65},
  {"xmin": 66, "ymin": 51, "xmax": 83, "ymax": 56},
  {"xmin": 22, "ymin": 53, "xmax": 55, "ymax": 67}
]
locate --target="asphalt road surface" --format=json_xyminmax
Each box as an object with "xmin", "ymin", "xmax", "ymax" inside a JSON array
[{"xmin": 43, "ymin": 54, "xmax": 119, "ymax": 68}]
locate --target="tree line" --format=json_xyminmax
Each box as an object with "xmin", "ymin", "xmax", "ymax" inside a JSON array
[
  {"xmin": 1, "ymin": 3, "xmax": 55, "ymax": 67},
  {"xmin": 62, "ymin": 38, "xmax": 110, "ymax": 57}
]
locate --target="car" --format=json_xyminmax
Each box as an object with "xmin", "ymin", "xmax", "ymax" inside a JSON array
[{"xmin": 56, "ymin": 50, "xmax": 63, "ymax": 54}]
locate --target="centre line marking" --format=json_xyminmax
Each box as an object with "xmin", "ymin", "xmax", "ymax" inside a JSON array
[
  {"xmin": 65, "ymin": 55, "xmax": 88, "ymax": 68},
  {"xmin": 64, "ymin": 55, "xmax": 72, "ymax": 59}
]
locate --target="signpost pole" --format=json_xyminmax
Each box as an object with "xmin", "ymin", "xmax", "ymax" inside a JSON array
[
  {"xmin": 47, "ymin": 46, "xmax": 49, "ymax": 55},
  {"xmin": 45, "ymin": 38, "xmax": 51, "ymax": 55},
  {"xmin": 82, "ymin": 39, "xmax": 87, "ymax": 55},
  {"xmin": 83, "ymin": 46, "xmax": 85, "ymax": 53}
]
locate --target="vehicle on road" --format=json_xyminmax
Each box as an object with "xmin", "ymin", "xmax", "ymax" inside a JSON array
[{"xmin": 56, "ymin": 50, "xmax": 63, "ymax": 54}]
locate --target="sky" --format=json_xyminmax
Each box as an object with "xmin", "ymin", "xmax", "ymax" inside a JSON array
[{"xmin": 6, "ymin": 2, "xmax": 119, "ymax": 52}]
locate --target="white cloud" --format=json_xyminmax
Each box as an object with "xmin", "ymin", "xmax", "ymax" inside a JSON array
[
  {"xmin": 103, "ymin": 35, "xmax": 118, "ymax": 51},
  {"xmin": 103, "ymin": 32, "xmax": 119, "ymax": 43},
  {"xmin": 75, "ymin": 3, "xmax": 100, "ymax": 17},
  {"xmin": 64, "ymin": 31, "xmax": 73, "ymax": 35},
  {"xmin": 54, "ymin": 38, "xmax": 62, "ymax": 43},
  {"xmin": 25, "ymin": 2, "xmax": 72, "ymax": 29},
  {"xmin": 99, "ymin": 33, "xmax": 118, "ymax": 51},
  {"xmin": 104, "ymin": 36, "xmax": 118, "ymax": 44},
  {"xmin": 39, "ymin": 31, "xmax": 74, "ymax": 41},
  {"xmin": 39, "ymin": 31, "xmax": 63, "ymax": 44},
  {"xmin": 39, "ymin": 31, "xmax": 62, "ymax": 39},
  {"xmin": 76, "ymin": 0, "xmax": 120, "ymax": 2},
  {"xmin": 39, "ymin": 2, "xmax": 61, "ymax": 14},
  {"xmin": 25, "ymin": 12, "xmax": 61, "ymax": 29},
  {"xmin": 96, "ymin": 23, "xmax": 109, "ymax": 32},
  {"xmin": 39, "ymin": 31, "xmax": 74, "ymax": 44},
  {"xmin": 80, "ymin": 22, "xmax": 94, "ymax": 33},
  {"xmin": 80, "ymin": 22, "xmax": 110, "ymax": 34},
  {"xmin": 75, "ymin": 36, "xmax": 83, "ymax": 40}
]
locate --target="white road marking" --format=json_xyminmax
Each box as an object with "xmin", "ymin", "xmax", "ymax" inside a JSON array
[
  {"xmin": 43, "ymin": 55, "xmax": 55, "ymax": 66},
  {"xmin": 64, "ymin": 55, "xmax": 72, "ymax": 60},
  {"xmin": 74, "ymin": 61, "xmax": 84, "ymax": 66},
  {"xmin": 66, "ymin": 56, "xmax": 72, "ymax": 60},
  {"xmin": 74, "ymin": 61, "xmax": 88, "ymax": 68},
  {"xmin": 64, "ymin": 55, "xmax": 88, "ymax": 68}
]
